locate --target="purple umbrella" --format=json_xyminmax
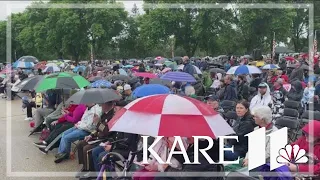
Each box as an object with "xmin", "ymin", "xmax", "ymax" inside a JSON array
[{"xmin": 160, "ymin": 71, "xmax": 196, "ymax": 82}]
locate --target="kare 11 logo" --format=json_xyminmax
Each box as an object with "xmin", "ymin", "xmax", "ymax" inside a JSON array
[{"xmin": 142, "ymin": 127, "xmax": 308, "ymax": 171}]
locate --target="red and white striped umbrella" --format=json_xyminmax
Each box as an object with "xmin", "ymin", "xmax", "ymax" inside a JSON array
[{"xmin": 108, "ymin": 94, "xmax": 234, "ymax": 138}]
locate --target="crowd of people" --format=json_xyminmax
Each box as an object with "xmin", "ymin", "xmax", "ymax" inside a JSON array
[{"xmin": 1, "ymin": 54, "xmax": 320, "ymax": 179}]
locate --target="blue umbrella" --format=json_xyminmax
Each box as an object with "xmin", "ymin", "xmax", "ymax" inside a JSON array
[
  {"xmin": 132, "ymin": 84, "xmax": 170, "ymax": 98},
  {"xmin": 13, "ymin": 61, "xmax": 34, "ymax": 69},
  {"xmin": 91, "ymin": 80, "xmax": 112, "ymax": 88},
  {"xmin": 160, "ymin": 71, "xmax": 196, "ymax": 83},
  {"xmin": 227, "ymin": 65, "xmax": 262, "ymax": 75},
  {"xmin": 119, "ymin": 69, "xmax": 128, "ymax": 76},
  {"xmin": 73, "ymin": 66, "xmax": 86, "ymax": 73}
]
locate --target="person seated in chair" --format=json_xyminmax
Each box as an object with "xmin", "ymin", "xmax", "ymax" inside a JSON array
[
  {"xmin": 33, "ymin": 103, "xmax": 86, "ymax": 154},
  {"xmin": 33, "ymin": 90, "xmax": 59, "ymax": 131},
  {"xmin": 75, "ymin": 100, "xmax": 117, "ymax": 175},
  {"xmin": 54, "ymin": 103, "xmax": 102, "ymax": 163}
]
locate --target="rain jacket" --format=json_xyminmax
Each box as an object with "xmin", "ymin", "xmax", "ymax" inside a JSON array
[
  {"xmin": 183, "ymin": 62, "xmax": 195, "ymax": 76},
  {"xmin": 292, "ymin": 120, "xmax": 320, "ymax": 175},
  {"xmin": 237, "ymin": 81, "xmax": 250, "ymax": 100},
  {"xmin": 57, "ymin": 104, "xmax": 86, "ymax": 124},
  {"xmin": 223, "ymin": 81, "xmax": 237, "ymax": 101},
  {"xmin": 228, "ymin": 112, "xmax": 256, "ymax": 158},
  {"xmin": 76, "ymin": 104, "xmax": 102, "ymax": 132},
  {"xmin": 289, "ymin": 66, "xmax": 304, "ymax": 82},
  {"xmin": 287, "ymin": 80, "xmax": 303, "ymax": 101},
  {"xmin": 249, "ymin": 83, "xmax": 272, "ymax": 110},
  {"xmin": 301, "ymin": 86, "xmax": 316, "ymax": 105}
]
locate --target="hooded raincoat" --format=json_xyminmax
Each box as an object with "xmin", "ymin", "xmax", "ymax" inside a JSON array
[
  {"xmin": 249, "ymin": 83, "xmax": 272, "ymax": 110},
  {"xmin": 292, "ymin": 120, "xmax": 320, "ymax": 175}
]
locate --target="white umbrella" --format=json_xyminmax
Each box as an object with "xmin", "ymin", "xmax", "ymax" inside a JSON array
[
  {"xmin": 46, "ymin": 63, "xmax": 58, "ymax": 67},
  {"xmin": 177, "ymin": 65, "xmax": 202, "ymax": 74},
  {"xmin": 227, "ymin": 65, "xmax": 262, "ymax": 75}
]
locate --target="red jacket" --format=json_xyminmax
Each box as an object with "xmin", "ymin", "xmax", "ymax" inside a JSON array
[{"xmin": 292, "ymin": 120, "xmax": 320, "ymax": 174}]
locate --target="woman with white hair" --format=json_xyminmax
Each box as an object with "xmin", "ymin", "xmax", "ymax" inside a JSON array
[
  {"xmin": 242, "ymin": 105, "xmax": 278, "ymax": 166},
  {"xmin": 184, "ymin": 85, "xmax": 196, "ymax": 97}
]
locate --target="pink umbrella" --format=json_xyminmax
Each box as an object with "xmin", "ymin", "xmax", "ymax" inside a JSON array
[
  {"xmin": 284, "ymin": 56, "xmax": 295, "ymax": 61},
  {"xmin": 108, "ymin": 94, "xmax": 234, "ymax": 138},
  {"xmin": 155, "ymin": 56, "xmax": 162, "ymax": 60},
  {"xmin": 133, "ymin": 72, "xmax": 157, "ymax": 79}
]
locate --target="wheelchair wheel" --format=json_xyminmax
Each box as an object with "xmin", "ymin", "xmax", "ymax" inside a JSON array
[{"xmin": 102, "ymin": 152, "xmax": 127, "ymax": 179}]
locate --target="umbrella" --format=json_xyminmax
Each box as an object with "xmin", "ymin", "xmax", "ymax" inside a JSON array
[
  {"xmin": 149, "ymin": 78, "xmax": 172, "ymax": 86},
  {"xmin": 34, "ymin": 72, "xmax": 90, "ymax": 92},
  {"xmin": 209, "ymin": 68, "xmax": 225, "ymax": 74},
  {"xmin": 255, "ymin": 61, "xmax": 265, "ymax": 67},
  {"xmin": 301, "ymin": 64, "xmax": 312, "ymax": 71},
  {"xmin": 43, "ymin": 66, "xmax": 60, "ymax": 73},
  {"xmin": 118, "ymin": 69, "xmax": 128, "ymax": 76},
  {"xmin": 287, "ymin": 64, "xmax": 296, "ymax": 68},
  {"xmin": 261, "ymin": 64, "xmax": 280, "ymax": 70},
  {"xmin": 17, "ymin": 56, "xmax": 39, "ymax": 63},
  {"xmin": 123, "ymin": 65, "xmax": 134, "ymax": 69},
  {"xmin": 35, "ymin": 63, "xmax": 47, "ymax": 70},
  {"xmin": 73, "ymin": 66, "xmax": 86, "ymax": 73},
  {"xmin": 155, "ymin": 56, "xmax": 163, "ymax": 60},
  {"xmin": 127, "ymin": 77, "xmax": 139, "ymax": 85},
  {"xmin": 177, "ymin": 65, "xmax": 202, "ymax": 74},
  {"xmin": 88, "ymin": 76, "xmax": 104, "ymax": 82},
  {"xmin": 160, "ymin": 71, "xmax": 196, "ymax": 83},
  {"xmin": 107, "ymin": 75, "xmax": 130, "ymax": 82},
  {"xmin": 15, "ymin": 75, "xmax": 44, "ymax": 91},
  {"xmin": 46, "ymin": 63, "xmax": 58, "ymax": 67},
  {"xmin": 226, "ymin": 65, "xmax": 262, "ymax": 75},
  {"xmin": 161, "ymin": 68, "xmax": 172, "ymax": 73},
  {"xmin": 108, "ymin": 94, "xmax": 234, "ymax": 137},
  {"xmin": 0, "ymin": 68, "xmax": 13, "ymax": 74},
  {"xmin": 91, "ymin": 80, "xmax": 112, "ymax": 88},
  {"xmin": 13, "ymin": 61, "xmax": 34, "ymax": 69},
  {"xmin": 132, "ymin": 84, "xmax": 170, "ymax": 98},
  {"xmin": 284, "ymin": 56, "xmax": 295, "ymax": 61},
  {"xmin": 66, "ymin": 88, "xmax": 121, "ymax": 104},
  {"xmin": 133, "ymin": 72, "xmax": 157, "ymax": 79}
]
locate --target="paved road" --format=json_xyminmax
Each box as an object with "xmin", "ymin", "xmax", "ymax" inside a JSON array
[{"xmin": 0, "ymin": 99, "xmax": 80, "ymax": 180}]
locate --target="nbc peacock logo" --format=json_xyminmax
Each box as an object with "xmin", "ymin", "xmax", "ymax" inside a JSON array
[{"xmin": 276, "ymin": 144, "xmax": 309, "ymax": 164}]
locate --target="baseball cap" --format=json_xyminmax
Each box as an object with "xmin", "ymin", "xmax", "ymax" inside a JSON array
[
  {"xmin": 258, "ymin": 83, "xmax": 268, "ymax": 88},
  {"xmin": 205, "ymin": 95, "xmax": 219, "ymax": 101},
  {"xmin": 124, "ymin": 84, "xmax": 131, "ymax": 91}
]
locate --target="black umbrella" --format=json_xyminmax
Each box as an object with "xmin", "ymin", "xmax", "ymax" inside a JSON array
[
  {"xmin": 17, "ymin": 56, "xmax": 39, "ymax": 63},
  {"xmin": 128, "ymin": 77, "xmax": 140, "ymax": 84},
  {"xmin": 209, "ymin": 68, "xmax": 225, "ymax": 74},
  {"xmin": 107, "ymin": 75, "xmax": 130, "ymax": 82},
  {"xmin": 149, "ymin": 78, "xmax": 172, "ymax": 87},
  {"xmin": 16, "ymin": 75, "xmax": 44, "ymax": 91},
  {"xmin": 66, "ymin": 88, "xmax": 121, "ymax": 104}
]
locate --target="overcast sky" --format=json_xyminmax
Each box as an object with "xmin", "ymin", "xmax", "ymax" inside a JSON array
[{"xmin": 0, "ymin": 1, "xmax": 144, "ymax": 21}]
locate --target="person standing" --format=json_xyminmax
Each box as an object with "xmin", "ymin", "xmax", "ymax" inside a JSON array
[{"xmin": 182, "ymin": 56, "xmax": 195, "ymax": 76}]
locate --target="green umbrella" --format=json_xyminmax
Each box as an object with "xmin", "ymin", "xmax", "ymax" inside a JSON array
[
  {"xmin": 164, "ymin": 61, "xmax": 177, "ymax": 70},
  {"xmin": 35, "ymin": 72, "xmax": 90, "ymax": 92}
]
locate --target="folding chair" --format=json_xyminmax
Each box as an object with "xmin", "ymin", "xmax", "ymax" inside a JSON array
[
  {"xmin": 224, "ymin": 111, "xmax": 237, "ymax": 126},
  {"xmin": 282, "ymin": 108, "xmax": 299, "ymax": 119},
  {"xmin": 275, "ymin": 117, "xmax": 300, "ymax": 142},
  {"xmin": 221, "ymin": 100, "xmax": 236, "ymax": 113},
  {"xmin": 283, "ymin": 100, "xmax": 300, "ymax": 109}
]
